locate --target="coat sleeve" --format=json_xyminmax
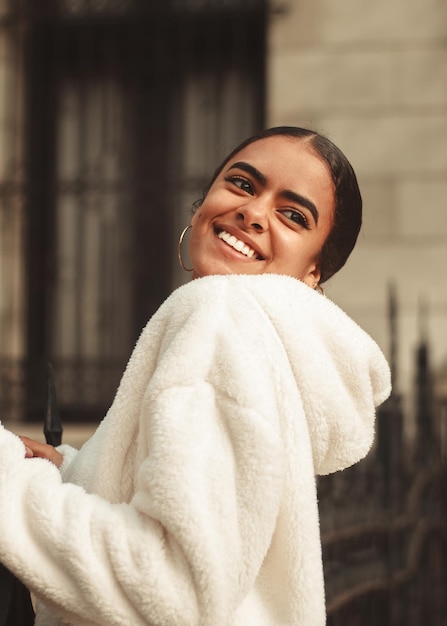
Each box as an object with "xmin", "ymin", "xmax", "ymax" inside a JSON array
[{"xmin": 0, "ymin": 286, "xmax": 285, "ymax": 626}]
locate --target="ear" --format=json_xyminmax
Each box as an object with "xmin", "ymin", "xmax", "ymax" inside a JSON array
[
  {"xmin": 301, "ymin": 262, "xmax": 321, "ymax": 289},
  {"xmin": 190, "ymin": 197, "xmax": 204, "ymax": 227}
]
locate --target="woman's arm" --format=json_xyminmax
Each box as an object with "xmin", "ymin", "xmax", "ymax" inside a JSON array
[
  {"xmin": 0, "ymin": 279, "xmax": 286, "ymax": 625},
  {"xmin": 0, "ymin": 380, "xmax": 283, "ymax": 626}
]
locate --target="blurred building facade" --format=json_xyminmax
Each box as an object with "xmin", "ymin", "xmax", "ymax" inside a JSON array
[
  {"xmin": 268, "ymin": 0, "xmax": 447, "ymax": 415},
  {"xmin": 1, "ymin": 0, "xmax": 445, "ymax": 423},
  {"xmin": 0, "ymin": 0, "xmax": 266, "ymax": 422}
]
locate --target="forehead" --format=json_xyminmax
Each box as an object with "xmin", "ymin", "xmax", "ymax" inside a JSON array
[{"xmin": 225, "ymin": 135, "xmax": 330, "ymax": 175}]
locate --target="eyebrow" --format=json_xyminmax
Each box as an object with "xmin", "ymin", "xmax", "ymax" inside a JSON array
[{"xmin": 228, "ymin": 161, "xmax": 319, "ymax": 225}]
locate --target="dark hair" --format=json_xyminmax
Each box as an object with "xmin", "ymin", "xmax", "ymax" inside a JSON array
[{"xmin": 194, "ymin": 126, "xmax": 362, "ymax": 284}]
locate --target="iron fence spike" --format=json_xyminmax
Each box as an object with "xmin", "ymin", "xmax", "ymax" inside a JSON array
[{"xmin": 44, "ymin": 362, "xmax": 63, "ymax": 447}]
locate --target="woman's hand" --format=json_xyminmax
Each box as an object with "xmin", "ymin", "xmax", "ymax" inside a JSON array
[{"xmin": 19, "ymin": 436, "xmax": 63, "ymax": 468}]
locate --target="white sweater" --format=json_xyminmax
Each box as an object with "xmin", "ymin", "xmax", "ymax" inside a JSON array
[{"xmin": 0, "ymin": 274, "xmax": 391, "ymax": 625}]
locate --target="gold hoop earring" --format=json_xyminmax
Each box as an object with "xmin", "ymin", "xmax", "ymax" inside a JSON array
[
  {"xmin": 314, "ymin": 283, "xmax": 325, "ymax": 296},
  {"xmin": 178, "ymin": 225, "xmax": 193, "ymax": 272}
]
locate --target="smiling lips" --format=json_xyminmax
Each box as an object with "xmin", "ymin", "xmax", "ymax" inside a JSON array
[{"xmin": 216, "ymin": 229, "xmax": 262, "ymax": 260}]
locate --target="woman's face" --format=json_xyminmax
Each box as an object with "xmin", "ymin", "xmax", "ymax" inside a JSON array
[{"xmin": 189, "ymin": 135, "xmax": 335, "ymax": 286}]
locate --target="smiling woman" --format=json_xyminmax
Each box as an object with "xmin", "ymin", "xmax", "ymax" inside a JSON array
[
  {"xmin": 187, "ymin": 126, "xmax": 362, "ymax": 286},
  {"xmin": 0, "ymin": 127, "xmax": 390, "ymax": 626}
]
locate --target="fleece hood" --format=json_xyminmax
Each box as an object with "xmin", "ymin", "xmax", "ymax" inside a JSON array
[
  {"xmin": 0, "ymin": 272, "xmax": 391, "ymax": 626},
  {"xmin": 191, "ymin": 274, "xmax": 391, "ymax": 476}
]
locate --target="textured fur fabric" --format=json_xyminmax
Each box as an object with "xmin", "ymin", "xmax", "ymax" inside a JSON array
[{"xmin": 0, "ymin": 275, "xmax": 391, "ymax": 625}]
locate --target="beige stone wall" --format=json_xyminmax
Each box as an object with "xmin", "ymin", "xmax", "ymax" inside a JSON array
[{"xmin": 267, "ymin": 0, "xmax": 447, "ymax": 405}]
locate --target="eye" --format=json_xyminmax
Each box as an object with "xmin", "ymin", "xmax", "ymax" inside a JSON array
[
  {"xmin": 280, "ymin": 209, "xmax": 310, "ymax": 229},
  {"xmin": 225, "ymin": 175, "xmax": 254, "ymax": 195}
]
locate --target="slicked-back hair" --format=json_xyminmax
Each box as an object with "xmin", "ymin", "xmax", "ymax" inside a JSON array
[{"xmin": 194, "ymin": 126, "xmax": 362, "ymax": 284}]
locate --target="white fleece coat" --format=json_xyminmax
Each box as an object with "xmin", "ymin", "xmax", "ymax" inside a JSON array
[{"xmin": 0, "ymin": 274, "xmax": 391, "ymax": 626}]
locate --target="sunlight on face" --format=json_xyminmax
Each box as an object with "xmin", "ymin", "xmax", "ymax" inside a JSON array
[{"xmin": 189, "ymin": 135, "xmax": 335, "ymax": 286}]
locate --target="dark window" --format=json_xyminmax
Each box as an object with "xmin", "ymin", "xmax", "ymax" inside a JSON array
[{"xmin": 0, "ymin": 4, "xmax": 266, "ymax": 423}]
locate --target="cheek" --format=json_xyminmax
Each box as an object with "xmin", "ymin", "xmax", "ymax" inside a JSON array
[
  {"xmin": 275, "ymin": 231, "xmax": 322, "ymax": 270},
  {"xmin": 190, "ymin": 210, "xmax": 202, "ymax": 227},
  {"xmin": 189, "ymin": 217, "xmax": 210, "ymax": 258},
  {"xmin": 189, "ymin": 231, "xmax": 200, "ymax": 257},
  {"xmin": 190, "ymin": 213, "xmax": 205, "ymax": 246}
]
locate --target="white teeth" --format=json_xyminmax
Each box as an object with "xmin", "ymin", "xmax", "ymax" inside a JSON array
[{"xmin": 218, "ymin": 230, "xmax": 257, "ymax": 259}]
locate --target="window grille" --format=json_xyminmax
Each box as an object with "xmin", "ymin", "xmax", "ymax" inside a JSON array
[{"xmin": 0, "ymin": 5, "xmax": 265, "ymax": 422}]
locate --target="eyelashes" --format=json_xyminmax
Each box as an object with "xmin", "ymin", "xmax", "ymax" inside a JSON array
[
  {"xmin": 279, "ymin": 209, "xmax": 310, "ymax": 229},
  {"xmin": 225, "ymin": 175, "xmax": 311, "ymax": 230},
  {"xmin": 225, "ymin": 175, "xmax": 254, "ymax": 194}
]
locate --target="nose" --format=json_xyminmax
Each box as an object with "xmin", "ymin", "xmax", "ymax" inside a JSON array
[{"xmin": 236, "ymin": 200, "xmax": 268, "ymax": 232}]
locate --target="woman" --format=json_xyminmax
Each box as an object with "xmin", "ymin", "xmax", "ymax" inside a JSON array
[{"xmin": 0, "ymin": 127, "xmax": 391, "ymax": 625}]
